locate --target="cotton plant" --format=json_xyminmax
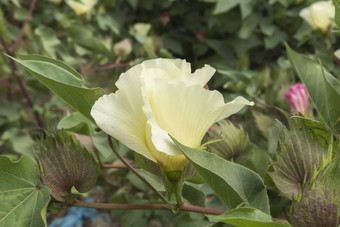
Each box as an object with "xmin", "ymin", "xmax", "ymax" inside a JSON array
[{"xmin": 3, "ymin": 46, "xmax": 340, "ymax": 226}]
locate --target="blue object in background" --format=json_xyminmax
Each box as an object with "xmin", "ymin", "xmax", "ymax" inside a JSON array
[{"xmin": 49, "ymin": 199, "xmax": 111, "ymax": 227}]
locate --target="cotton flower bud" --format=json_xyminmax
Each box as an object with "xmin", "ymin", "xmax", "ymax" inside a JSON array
[
  {"xmin": 284, "ymin": 83, "xmax": 309, "ymax": 115},
  {"xmin": 36, "ymin": 131, "xmax": 98, "ymax": 202},
  {"xmin": 289, "ymin": 157, "xmax": 340, "ymax": 227},
  {"xmin": 203, "ymin": 120, "xmax": 251, "ymax": 163},
  {"xmin": 113, "ymin": 39, "xmax": 132, "ymax": 57},
  {"xmin": 299, "ymin": 1, "xmax": 334, "ymax": 33}
]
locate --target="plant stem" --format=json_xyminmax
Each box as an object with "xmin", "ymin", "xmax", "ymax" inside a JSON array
[
  {"xmin": 102, "ymin": 163, "xmax": 137, "ymax": 168},
  {"xmin": 1, "ymin": 37, "xmax": 46, "ymax": 137},
  {"xmin": 72, "ymin": 200, "xmax": 288, "ymax": 222},
  {"xmin": 73, "ymin": 200, "xmax": 225, "ymax": 215},
  {"xmin": 107, "ymin": 136, "xmax": 169, "ymax": 204},
  {"xmin": 10, "ymin": 0, "xmax": 37, "ymax": 51}
]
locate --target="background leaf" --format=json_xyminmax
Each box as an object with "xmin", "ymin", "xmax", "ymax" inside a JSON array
[
  {"xmin": 57, "ymin": 112, "xmax": 95, "ymax": 136},
  {"xmin": 0, "ymin": 155, "xmax": 51, "ymax": 227},
  {"xmin": 173, "ymin": 138, "xmax": 270, "ymax": 214},
  {"xmin": 333, "ymin": 0, "xmax": 340, "ymax": 28},
  {"xmin": 6, "ymin": 54, "xmax": 105, "ymax": 123},
  {"xmin": 286, "ymin": 44, "xmax": 340, "ymax": 136},
  {"xmin": 208, "ymin": 207, "xmax": 291, "ymax": 227}
]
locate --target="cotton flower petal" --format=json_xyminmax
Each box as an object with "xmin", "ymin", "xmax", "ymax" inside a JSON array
[
  {"xmin": 91, "ymin": 74, "xmax": 155, "ymax": 162},
  {"xmin": 142, "ymin": 79, "xmax": 254, "ymax": 156},
  {"xmin": 144, "ymin": 123, "xmax": 188, "ymax": 171},
  {"xmin": 179, "ymin": 65, "xmax": 216, "ymax": 87}
]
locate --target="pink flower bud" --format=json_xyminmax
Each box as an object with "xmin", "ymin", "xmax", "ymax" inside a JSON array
[
  {"xmin": 160, "ymin": 11, "xmax": 170, "ymax": 25},
  {"xmin": 196, "ymin": 30, "xmax": 204, "ymax": 41},
  {"xmin": 284, "ymin": 83, "xmax": 309, "ymax": 114}
]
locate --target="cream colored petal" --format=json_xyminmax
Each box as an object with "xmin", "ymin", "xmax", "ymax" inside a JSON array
[
  {"xmin": 90, "ymin": 82, "xmax": 155, "ymax": 162},
  {"xmin": 178, "ymin": 64, "xmax": 215, "ymax": 86},
  {"xmin": 144, "ymin": 122, "xmax": 188, "ymax": 171},
  {"xmin": 217, "ymin": 96, "xmax": 255, "ymax": 121},
  {"xmin": 299, "ymin": 8, "xmax": 313, "ymax": 28},
  {"xmin": 142, "ymin": 79, "xmax": 253, "ymax": 153},
  {"xmin": 141, "ymin": 58, "xmax": 191, "ymax": 73},
  {"xmin": 67, "ymin": 0, "xmax": 87, "ymax": 15},
  {"xmin": 167, "ymin": 59, "xmax": 191, "ymax": 73},
  {"xmin": 140, "ymin": 58, "xmax": 188, "ymax": 80}
]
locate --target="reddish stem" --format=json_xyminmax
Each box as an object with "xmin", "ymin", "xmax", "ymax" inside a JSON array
[
  {"xmin": 1, "ymin": 37, "xmax": 46, "ymax": 137},
  {"xmin": 72, "ymin": 200, "xmax": 226, "ymax": 215},
  {"xmin": 10, "ymin": 0, "xmax": 37, "ymax": 52},
  {"xmin": 102, "ymin": 163, "xmax": 137, "ymax": 168},
  {"xmin": 83, "ymin": 57, "xmax": 129, "ymax": 74},
  {"xmin": 72, "ymin": 200, "xmax": 288, "ymax": 222}
]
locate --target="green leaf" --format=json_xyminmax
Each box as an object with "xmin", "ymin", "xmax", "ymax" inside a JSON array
[
  {"xmin": 213, "ymin": 0, "xmax": 239, "ymax": 15},
  {"xmin": 1, "ymin": 128, "xmax": 34, "ymax": 155},
  {"xmin": 239, "ymin": 0, "xmax": 254, "ymax": 19},
  {"xmin": 264, "ymin": 29, "xmax": 287, "ymax": 49},
  {"xmin": 183, "ymin": 183, "xmax": 205, "ymax": 207},
  {"xmin": 0, "ymin": 155, "xmax": 51, "ymax": 227},
  {"xmin": 333, "ymin": 0, "xmax": 340, "ymax": 28},
  {"xmin": 208, "ymin": 207, "xmax": 291, "ymax": 227},
  {"xmin": 127, "ymin": 169, "xmax": 165, "ymax": 192},
  {"xmin": 173, "ymin": 138, "xmax": 270, "ymax": 214},
  {"xmin": 238, "ymin": 14, "xmax": 260, "ymax": 39},
  {"xmin": 286, "ymin": 44, "xmax": 340, "ymax": 135},
  {"xmin": 0, "ymin": 100, "xmax": 21, "ymax": 124},
  {"xmin": 57, "ymin": 112, "xmax": 95, "ymax": 136},
  {"xmin": 6, "ymin": 54, "xmax": 105, "ymax": 123},
  {"xmin": 97, "ymin": 14, "xmax": 120, "ymax": 35},
  {"xmin": 67, "ymin": 25, "xmax": 110, "ymax": 56},
  {"xmin": 92, "ymin": 131, "xmax": 130, "ymax": 161},
  {"xmin": 34, "ymin": 25, "xmax": 61, "ymax": 58},
  {"xmin": 92, "ymin": 131, "xmax": 115, "ymax": 160}
]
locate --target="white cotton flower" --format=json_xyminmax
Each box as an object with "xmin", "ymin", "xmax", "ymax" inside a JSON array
[
  {"xmin": 66, "ymin": 0, "xmax": 97, "ymax": 16},
  {"xmin": 113, "ymin": 39, "xmax": 132, "ymax": 57},
  {"xmin": 299, "ymin": 1, "xmax": 335, "ymax": 32},
  {"xmin": 91, "ymin": 59, "xmax": 254, "ymax": 172}
]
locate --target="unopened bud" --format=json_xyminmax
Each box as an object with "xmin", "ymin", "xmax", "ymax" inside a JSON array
[
  {"xmin": 203, "ymin": 120, "xmax": 251, "ymax": 163},
  {"xmin": 36, "ymin": 131, "xmax": 98, "ymax": 202},
  {"xmin": 284, "ymin": 83, "xmax": 309, "ymax": 115}
]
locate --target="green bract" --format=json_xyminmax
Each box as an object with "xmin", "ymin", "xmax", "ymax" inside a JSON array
[{"xmin": 36, "ymin": 131, "xmax": 98, "ymax": 202}]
